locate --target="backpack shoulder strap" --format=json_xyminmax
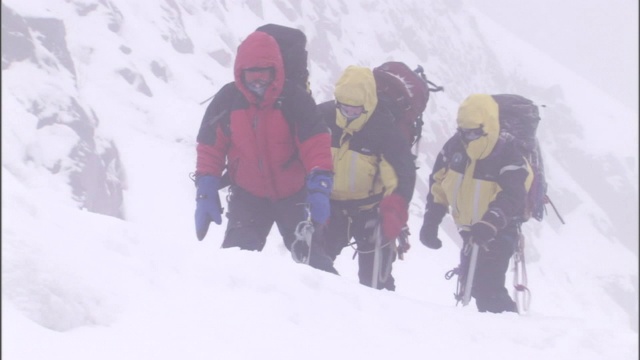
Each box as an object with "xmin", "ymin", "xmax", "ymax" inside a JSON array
[
  {"xmin": 272, "ymin": 82, "xmax": 318, "ymax": 167},
  {"xmin": 274, "ymin": 81, "xmax": 296, "ymax": 136},
  {"xmin": 197, "ymin": 82, "xmax": 245, "ymax": 143}
]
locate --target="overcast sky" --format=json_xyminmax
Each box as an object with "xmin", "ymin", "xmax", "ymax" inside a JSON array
[{"xmin": 469, "ymin": 0, "xmax": 639, "ymax": 112}]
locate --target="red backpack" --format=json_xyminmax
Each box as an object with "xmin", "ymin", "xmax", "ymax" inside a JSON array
[{"xmin": 373, "ymin": 62, "xmax": 443, "ymax": 147}]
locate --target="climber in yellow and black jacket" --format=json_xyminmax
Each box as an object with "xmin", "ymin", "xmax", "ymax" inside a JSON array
[
  {"xmin": 419, "ymin": 93, "xmax": 532, "ymax": 313},
  {"xmin": 317, "ymin": 65, "xmax": 416, "ymax": 291}
]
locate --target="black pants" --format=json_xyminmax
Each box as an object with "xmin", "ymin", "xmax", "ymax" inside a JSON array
[
  {"xmin": 222, "ymin": 185, "xmax": 337, "ymax": 274},
  {"xmin": 324, "ymin": 207, "xmax": 396, "ymax": 291},
  {"xmin": 460, "ymin": 226, "xmax": 518, "ymax": 313}
]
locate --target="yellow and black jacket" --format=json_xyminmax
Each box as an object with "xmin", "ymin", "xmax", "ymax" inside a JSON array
[
  {"xmin": 426, "ymin": 94, "xmax": 532, "ymax": 231},
  {"xmin": 318, "ymin": 66, "xmax": 416, "ymax": 214}
]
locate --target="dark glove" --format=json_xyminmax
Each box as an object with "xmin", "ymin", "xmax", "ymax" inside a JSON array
[
  {"xmin": 419, "ymin": 222, "xmax": 441, "ymax": 249},
  {"xmin": 379, "ymin": 193, "xmax": 408, "ymax": 242},
  {"xmin": 397, "ymin": 227, "xmax": 411, "ymax": 259},
  {"xmin": 469, "ymin": 220, "xmax": 497, "ymax": 249},
  {"xmin": 195, "ymin": 175, "xmax": 223, "ymax": 240},
  {"xmin": 306, "ymin": 170, "xmax": 333, "ymax": 224},
  {"xmin": 470, "ymin": 208, "xmax": 506, "ymax": 248},
  {"xmin": 419, "ymin": 205, "xmax": 447, "ymax": 249}
]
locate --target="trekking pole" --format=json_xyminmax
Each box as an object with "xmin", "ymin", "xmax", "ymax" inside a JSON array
[
  {"xmin": 291, "ymin": 203, "xmax": 314, "ymax": 264},
  {"xmin": 545, "ymin": 195, "xmax": 566, "ymax": 224},
  {"xmin": 512, "ymin": 233, "xmax": 532, "ymax": 314},
  {"xmin": 461, "ymin": 243, "xmax": 479, "ymax": 306},
  {"xmin": 370, "ymin": 219, "xmax": 383, "ymax": 289},
  {"xmin": 368, "ymin": 218, "xmax": 394, "ymax": 289}
]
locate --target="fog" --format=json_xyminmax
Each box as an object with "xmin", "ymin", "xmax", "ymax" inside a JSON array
[{"xmin": 469, "ymin": 0, "xmax": 639, "ymax": 112}]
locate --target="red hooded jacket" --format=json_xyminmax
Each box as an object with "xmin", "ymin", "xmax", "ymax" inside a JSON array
[{"xmin": 195, "ymin": 31, "xmax": 332, "ymax": 200}]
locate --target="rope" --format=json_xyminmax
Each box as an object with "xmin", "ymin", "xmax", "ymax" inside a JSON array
[{"xmin": 352, "ymin": 240, "xmax": 392, "ymax": 255}]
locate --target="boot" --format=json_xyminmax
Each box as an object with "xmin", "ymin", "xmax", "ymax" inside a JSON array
[{"xmin": 475, "ymin": 289, "xmax": 517, "ymax": 313}]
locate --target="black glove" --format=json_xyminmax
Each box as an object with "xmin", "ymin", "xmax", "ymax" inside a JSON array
[
  {"xmin": 420, "ymin": 222, "xmax": 442, "ymax": 249},
  {"xmin": 470, "ymin": 208, "xmax": 506, "ymax": 249},
  {"xmin": 419, "ymin": 204, "xmax": 447, "ymax": 250},
  {"xmin": 469, "ymin": 221, "xmax": 497, "ymax": 249}
]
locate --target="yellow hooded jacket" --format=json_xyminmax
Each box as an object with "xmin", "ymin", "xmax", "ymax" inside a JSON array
[
  {"xmin": 427, "ymin": 94, "xmax": 532, "ymax": 230},
  {"xmin": 318, "ymin": 66, "xmax": 416, "ymax": 212}
]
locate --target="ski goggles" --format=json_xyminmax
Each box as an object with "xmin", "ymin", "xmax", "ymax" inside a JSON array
[
  {"xmin": 457, "ymin": 126, "xmax": 486, "ymax": 141},
  {"xmin": 336, "ymin": 102, "xmax": 366, "ymax": 119},
  {"xmin": 242, "ymin": 67, "xmax": 275, "ymax": 84}
]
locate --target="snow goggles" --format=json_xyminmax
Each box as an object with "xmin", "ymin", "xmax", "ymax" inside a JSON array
[
  {"xmin": 457, "ymin": 126, "xmax": 486, "ymax": 141},
  {"xmin": 242, "ymin": 67, "xmax": 275, "ymax": 84},
  {"xmin": 337, "ymin": 102, "xmax": 366, "ymax": 119}
]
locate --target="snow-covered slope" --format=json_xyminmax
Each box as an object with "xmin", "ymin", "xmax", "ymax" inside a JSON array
[{"xmin": 2, "ymin": 1, "xmax": 637, "ymax": 359}]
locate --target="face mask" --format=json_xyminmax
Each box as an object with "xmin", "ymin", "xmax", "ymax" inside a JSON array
[{"xmin": 243, "ymin": 67, "xmax": 275, "ymax": 96}]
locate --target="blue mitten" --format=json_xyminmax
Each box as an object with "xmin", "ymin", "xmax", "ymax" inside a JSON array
[
  {"xmin": 195, "ymin": 175, "xmax": 223, "ymax": 241},
  {"xmin": 306, "ymin": 170, "xmax": 333, "ymax": 224}
]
